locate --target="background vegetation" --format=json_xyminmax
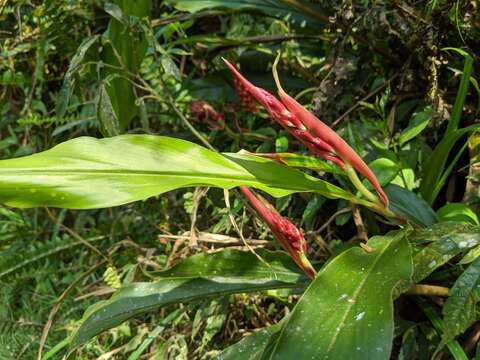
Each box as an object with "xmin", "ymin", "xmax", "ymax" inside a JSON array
[{"xmin": 0, "ymin": 0, "xmax": 479, "ymax": 359}]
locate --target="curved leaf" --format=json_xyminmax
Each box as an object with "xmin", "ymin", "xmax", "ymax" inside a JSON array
[
  {"xmin": 70, "ymin": 249, "xmax": 309, "ymax": 347},
  {"xmin": 56, "ymin": 35, "xmax": 100, "ymax": 118},
  {"xmin": 420, "ymin": 124, "xmax": 480, "ymax": 204},
  {"xmin": 268, "ymin": 230, "xmax": 412, "ymax": 360},
  {"xmin": 437, "ymin": 203, "xmax": 480, "ymax": 225},
  {"xmin": 398, "ymin": 107, "xmax": 433, "ymax": 146},
  {"xmin": 165, "ymin": 0, "xmax": 328, "ymax": 26},
  {"xmin": 0, "ymin": 135, "xmax": 358, "ymax": 209}
]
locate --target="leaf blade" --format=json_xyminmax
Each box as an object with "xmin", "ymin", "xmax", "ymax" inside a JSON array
[
  {"xmin": 269, "ymin": 230, "xmax": 413, "ymax": 360},
  {"xmin": 70, "ymin": 249, "xmax": 309, "ymax": 348},
  {"xmin": 0, "ymin": 135, "xmax": 358, "ymax": 209}
]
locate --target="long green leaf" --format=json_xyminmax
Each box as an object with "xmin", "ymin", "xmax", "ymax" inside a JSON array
[
  {"xmin": 0, "ymin": 135, "xmax": 359, "ymax": 209},
  {"xmin": 418, "ymin": 49, "xmax": 476, "ymax": 205},
  {"xmin": 416, "ymin": 298, "xmax": 468, "ymax": 360},
  {"xmin": 420, "ymin": 124, "xmax": 480, "ymax": 204},
  {"xmin": 70, "ymin": 249, "xmax": 309, "ymax": 347},
  {"xmin": 268, "ymin": 230, "xmax": 412, "ymax": 360},
  {"xmin": 127, "ymin": 309, "xmax": 184, "ymax": 360},
  {"xmin": 437, "ymin": 203, "xmax": 480, "ymax": 225},
  {"xmin": 102, "ymin": 0, "xmax": 151, "ymax": 130},
  {"xmin": 165, "ymin": 0, "xmax": 328, "ymax": 26},
  {"xmin": 444, "ymin": 49, "xmax": 474, "ymax": 136},
  {"xmin": 398, "ymin": 107, "xmax": 434, "ymax": 146}
]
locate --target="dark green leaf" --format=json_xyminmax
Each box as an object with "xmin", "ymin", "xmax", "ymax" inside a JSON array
[
  {"xmin": 96, "ymin": 83, "xmax": 120, "ymax": 136},
  {"xmin": 56, "ymin": 35, "xmax": 100, "ymax": 118},
  {"xmin": 442, "ymin": 257, "xmax": 480, "ymax": 339},
  {"xmin": 70, "ymin": 249, "xmax": 308, "ymax": 347},
  {"xmin": 385, "ymin": 184, "xmax": 438, "ymax": 226},
  {"xmin": 416, "ymin": 298, "xmax": 468, "ymax": 360},
  {"xmin": 165, "ymin": 0, "xmax": 328, "ymax": 27},
  {"xmin": 420, "ymin": 124, "xmax": 480, "ymax": 205},
  {"xmin": 102, "ymin": 0, "xmax": 151, "ymax": 130},
  {"xmin": 186, "ymin": 72, "xmax": 236, "ymax": 102}
]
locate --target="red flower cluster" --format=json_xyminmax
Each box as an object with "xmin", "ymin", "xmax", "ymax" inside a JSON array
[
  {"xmin": 190, "ymin": 100, "xmax": 225, "ymax": 130},
  {"xmin": 224, "ymin": 58, "xmax": 389, "ymax": 206},
  {"xmin": 240, "ymin": 187, "xmax": 316, "ymax": 278},
  {"xmin": 231, "ymin": 64, "xmax": 257, "ymax": 112}
]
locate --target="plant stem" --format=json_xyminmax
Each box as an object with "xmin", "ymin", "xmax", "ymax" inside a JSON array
[
  {"xmin": 406, "ymin": 284, "xmax": 449, "ymax": 297},
  {"xmin": 344, "ymin": 163, "xmax": 379, "ymax": 203}
]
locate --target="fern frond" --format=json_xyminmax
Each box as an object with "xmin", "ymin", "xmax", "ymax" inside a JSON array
[{"xmin": 0, "ymin": 235, "xmax": 105, "ymax": 280}]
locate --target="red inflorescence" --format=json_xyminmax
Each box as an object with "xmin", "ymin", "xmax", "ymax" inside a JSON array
[
  {"xmin": 273, "ymin": 216, "xmax": 307, "ymax": 253},
  {"xmin": 232, "ymin": 72, "xmax": 258, "ymax": 112},
  {"xmin": 240, "ymin": 186, "xmax": 315, "ymax": 278},
  {"xmin": 190, "ymin": 100, "xmax": 225, "ymax": 130},
  {"xmin": 223, "ymin": 58, "xmax": 389, "ymax": 206}
]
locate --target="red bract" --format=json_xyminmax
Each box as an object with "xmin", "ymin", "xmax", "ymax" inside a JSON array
[
  {"xmin": 223, "ymin": 58, "xmax": 389, "ymax": 206},
  {"xmin": 277, "ymin": 90, "xmax": 389, "ymax": 206},
  {"xmin": 240, "ymin": 186, "xmax": 316, "ymax": 279},
  {"xmin": 223, "ymin": 59, "xmax": 344, "ymax": 167},
  {"xmin": 232, "ymin": 66, "xmax": 257, "ymax": 112}
]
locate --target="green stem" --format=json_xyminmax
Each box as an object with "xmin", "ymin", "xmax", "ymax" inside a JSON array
[{"xmin": 344, "ymin": 163, "xmax": 379, "ymax": 203}]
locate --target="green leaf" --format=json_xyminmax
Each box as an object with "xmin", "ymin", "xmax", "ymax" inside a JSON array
[
  {"xmin": 187, "ymin": 72, "xmax": 236, "ymax": 102},
  {"xmin": 420, "ymin": 122, "xmax": 480, "ymax": 205},
  {"xmin": 399, "ymin": 107, "xmax": 433, "ymax": 146},
  {"xmin": 443, "ymin": 48, "xmax": 474, "ymax": 136},
  {"xmin": 96, "ymin": 82, "xmax": 120, "ymax": 136},
  {"xmin": 368, "ymin": 158, "xmax": 399, "ymax": 186},
  {"xmin": 102, "ymin": 0, "xmax": 151, "ymax": 130},
  {"xmin": 410, "ymin": 223, "xmax": 480, "ymax": 282},
  {"xmin": 127, "ymin": 309, "xmax": 184, "ymax": 360},
  {"xmin": 165, "ymin": 0, "xmax": 328, "ymax": 27},
  {"xmin": 385, "ymin": 184, "xmax": 438, "ymax": 226},
  {"xmin": 443, "ymin": 257, "xmax": 480, "ymax": 340},
  {"xmin": 437, "ymin": 203, "xmax": 480, "ymax": 225},
  {"xmin": 459, "ymin": 246, "xmax": 480, "ymax": 264},
  {"xmin": 416, "ymin": 298, "xmax": 468, "ymax": 360},
  {"xmin": 0, "ymin": 135, "xmax": 359, "ymax": 209},
  {"xmin": 275, "ymin": 136, "xmax": 289, "ymax": 152},
  {"xmin": 70, "ymin": 249, "xmax": 308, "ymax": 347},
  {"xmin": 268, "ymin": 230, "xmax": 413, "ymax": 359}
]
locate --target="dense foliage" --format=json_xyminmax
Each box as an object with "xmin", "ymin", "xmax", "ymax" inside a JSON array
[{"xmin": 0, "ymin": 1, "xmax": 479, "ymax": 359}]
